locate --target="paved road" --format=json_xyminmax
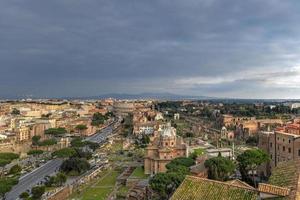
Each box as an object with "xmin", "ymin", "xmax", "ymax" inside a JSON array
[
  {"xmin": 85, "ymin": 117, "xmax": 121, "ymax": 144},
  {"xmin": 5, "ymin": 159, "xmax": 63, "ymax": 200},
  {"xmin": 85, "ymin": 126, "xmax": 113, "ymax": 144},
  {"xmin": 5, "ymin": 118, "xmax": 122, "ymax": 200}
]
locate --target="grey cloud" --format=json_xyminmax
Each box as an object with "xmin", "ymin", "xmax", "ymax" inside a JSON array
[{"xmin": 1, "ymin": 0, "xmax": 300, "ymax": 98}]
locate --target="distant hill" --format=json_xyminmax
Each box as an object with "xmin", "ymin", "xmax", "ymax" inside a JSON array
[
  {"xmin": 78, "ymin": 92, "xmax": 213, "ymax": 100},
  {"xmin": 1, "ymin": 93, "xmax": 300, "ymax": 102}
]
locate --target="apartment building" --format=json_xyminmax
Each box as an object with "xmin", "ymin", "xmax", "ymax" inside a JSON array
[{"xmin": 259, "ymin": 122, "xmax": 300, "ymax": 171}]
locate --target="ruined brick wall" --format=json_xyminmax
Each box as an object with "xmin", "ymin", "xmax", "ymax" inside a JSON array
[{"xmin": 47, "ymin": 186, "xmax": 72, "ymax": 200}]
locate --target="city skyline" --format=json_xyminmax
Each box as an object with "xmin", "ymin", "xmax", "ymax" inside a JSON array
[{"xmin": 1, "ymin": 0, "xmax": 300, "ymax": 98}]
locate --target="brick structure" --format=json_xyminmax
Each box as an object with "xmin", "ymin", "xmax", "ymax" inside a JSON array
[
  {"xmin": 259, "ymin": 121, "xmax": 300, "ymax": 170},
  {"xmin": 144, "ymin": 123, "xmax": 187, "ymax": 174}
]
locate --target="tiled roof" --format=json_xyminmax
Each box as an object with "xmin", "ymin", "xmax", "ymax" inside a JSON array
[
  {"xmin": 258, "ymin": 183, "xmax": 290, "ymax": 197},
  {"xmin": 170, "ymin": 176, "xmax": 258, "ymax": 200},
  {"xmin": 226, "ymin": 179, "xmax": 255, "ymax": 190},
  {"xmin": 268, "ymin": 160, "xmax": 300, "ymax": 200}
]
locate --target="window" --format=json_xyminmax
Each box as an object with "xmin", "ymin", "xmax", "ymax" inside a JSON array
[
  {"xmin": 283, "ymin": 146, "xmax": 285, "ymax": 151},
  {"xmin": 277, "ymin": 137, "xmax": 279, "ymax": 141},
  {"xmin": 270, "ymin": 142, "xmax": 272, "ymax": 147},
  {"xmin": 288, "ymin": 148, "xmax": 291, "ymax": 153},
  {"xmin": 298, "ymin": 150, "xmax": 300, "ymax": 156},
  {"xmin": 289, "ymin": 139, "xmax": 291, "ymax": 143},
  {"xmin": 270, "ymin": 154, "xmax": 272, "ymax": 159},
  {"xmin": 165, "ymin": 142, "xmax": 168, "ymax": 146},
  {"xmin": 283, "ymin": 139, "xmax": 285, "ymax": 142}
]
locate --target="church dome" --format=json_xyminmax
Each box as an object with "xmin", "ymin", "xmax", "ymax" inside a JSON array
[{"xmin": 161, "ymin": 126, "xmax": 176, "ymax": 138}]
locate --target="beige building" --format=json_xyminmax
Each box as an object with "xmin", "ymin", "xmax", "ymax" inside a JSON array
[
  {"xmin": 259, "ymin": 122, "xmax": 300, "ymax": 173},
  {"xmin": 30, "ymin": 121, "xmax": 52, "ymax": 138},
  {"xmin": 16, "ymin": 125, "xmax": 30, "ymax": 142},
  {"xmin": 113, "ymin": 101, "xmax": 135, "ymax": 117},
  {"xmin": 220, "ymin": 114, "xmax": 283, "ymax": 139},
  {"xmin": 144, "ymin": 124, "xmax": 187, "ymax": 174}
]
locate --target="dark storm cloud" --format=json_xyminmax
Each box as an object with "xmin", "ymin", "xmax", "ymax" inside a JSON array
[{"xmin": 1, "ymin": 0, "xmax": 300, "ymax": 98}]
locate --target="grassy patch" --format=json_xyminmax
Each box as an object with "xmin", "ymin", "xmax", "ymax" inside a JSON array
[
  {"xmin": 95, "ymin": 170, "xmax": 119, "ymax": 187},
  {"xmin": 130, "ymin": 166, "xmax": 148, "ymax": 179},
  {"xmin": 116, "ymin": 185, "xmax": 130, "ymax": 198},
  {"xmin": 77, "ymin": 169, "xmax": 121, "ymax": 200},
  {"xmin": 81, "ymin": 187, "xmax": 113, "ymax": 200},
  {"xmin": 109, "ymin": 141, "xmax": 123, "ymax": 153}
]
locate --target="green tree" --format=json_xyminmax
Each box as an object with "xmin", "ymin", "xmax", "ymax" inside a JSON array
[
  {"xmin": 106, "ymin": 111, "xmax": 114, "ymax": 117},
  {"xmin": 204, "ymin": 156, "xmax": 235, "ymax": 181},
  {"xmin": 0, "ymin": 177, "xmax": 18, "ymax": 198},
  {"xmin": 91, "ymin": 112, "xmax": 108, "ymax": 126},
  {"xmin": 19, "ymin": 191, "xmax": 30, "ymax": 199},
  {"xmin": 45, "ymin": 173, "xmax": 67, "ymax": 187},
  {"xmin": 245, "ymin": 136, "xmax": 258, "ymax": 146},
  {"xmin": 166, "ymin": 164, "xmax": 190, "ymax": 174},
  {"xmin": 150, "ymin": 157, "xmax": 194, "ymax": 199},
  {"xmin": 52, "ymin": 148, "xmax": 77, "ymax": 158},
  {"xmin": 189, "ymin": 148, "xmax": 205, "ymax": 160},
  {"xmin": 237, "ymin": 149, "xmax": 270, "ymax": 186},
  {"xmin": 71, "ymin": 137, "xmax": 85, "ymax": 148},
  {"xmin": 0, "ymin": 152, "xmax": 19, "ymax": 176},
  {"xmin": 150, "ymin": 172, "xmax": 185, "ymax": 199},
  {"xmin": 185, "ymin": 132, "xmax": 194, "ymax": 138},
  {"xmin": 27, "ymin": 149, "xmax": 44, "ymax": 156},
  {"xmin": 0, "ymin": 159, "xmax": 10, "ymax": 177},
  {"xmin": 165, "ymin": 157, "xmax": 195, "ymax": 170},
  {"xmin": 141, "ymin": 135, "xmax": 150, "ymax": 145},
  {"xmin": 0, "ymin": 159, "xmax": 10, "ymax": 168},
  {"xmin": 38, "ymin": 139, "xmax": 57, "ymax": 146},
  {"xmin": 0, "ymin": 152, "xmax": 19, "ymax": 161},
  {"xmin": 9, "ymin": 164, "xmax": 22, "ymax": 175},
  {"xmin": 75, "ymin": 124, "xmax": 88, "ymax": 133},
  {"xmin": 85, "ymin": 141, "xmax": 99, "ymax": 151},
  {"xmin": 55, "ymin": 172, "xmax": 67, "ymax": 186},
  {"xmin": 41, "ymin": 113, "xmax": 51, "ymax": 118},
  {"xmin": 44, "ymin": 128, "xmax": 67, "ymax": 136},
  {"xmin": 31, "ymin": 185, "xmax": 45, "ymax": 199},
  {"xmin": 74, "ymin": 148, "xmax": 92, "ymax": 160},
  {"xmin": 11, "ymin": 108, "xmax": 20, "ymax": 115},
  {"xmin": 31, "ymin": 136, "xmax": 41, "ymax": 146},
  {"xmin": 60, "ymin": 157, "xmax": 90, "ymax": 175}
]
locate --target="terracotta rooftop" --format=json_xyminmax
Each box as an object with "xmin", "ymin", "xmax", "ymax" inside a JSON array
[
  {"xmin": 226, "ymin": 179, "xmax": 255, "ymax": 190},
  {"xmin": 258, "ymin": 183, "xmax": 290, "ymax": 197},
  {"xmin": 170, "ymin": 176, "xmax": 258, "ymax": 200},
  {"xmin": 267, "ymin": 160, "xmax": 300, "ymax": 200}
]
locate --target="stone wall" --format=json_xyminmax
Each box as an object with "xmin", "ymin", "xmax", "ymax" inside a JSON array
[{"xmin": 47, "ymin": 186, "xmax": 72, "ymax": 200}]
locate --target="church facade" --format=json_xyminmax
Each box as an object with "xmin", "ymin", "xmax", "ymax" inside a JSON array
[{"xmin": 144, "ymin": 123, "xmax": 188, "ymax": 174}]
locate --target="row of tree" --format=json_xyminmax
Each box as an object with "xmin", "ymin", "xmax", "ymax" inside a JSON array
[
  {"xmin": 19, "ymin": 185, "xmax": 46, "ymax": 200},
  {"xmin": 150, "ymin": 157, "xmax": 195, "ymax": 199},
  {"xmin": 150, "ymin": 148, "xmax": 269, "ymax": 199},
  {"xmin": 204, "ymin": 149, "xmax": 269, "ymax": 186},
  {"xmin": 31, "ymin": 136, "xmax": 57, "ymax": 146},
  {"xmin": 0, "ymin": 152, "xmax": 20, "ymax": 198}
]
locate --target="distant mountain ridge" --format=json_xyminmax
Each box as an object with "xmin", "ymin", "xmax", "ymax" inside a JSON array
[
  {"xmin": 78, "ymin": 92, "xmax": 213, "ymax": 100},
  {"xmin": 2, "ymin": 93, "xmax": 300, "ymax": 102},
  {"xmin": 0, "ymin": 92, "xmax": 212, "ymax": 100}
]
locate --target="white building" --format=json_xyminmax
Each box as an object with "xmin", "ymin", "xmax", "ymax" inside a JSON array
[
  {"xmin": 174, "ymin": 113, "xmax": 180, "ymax": 120},
  {"xmin": 154, "ymin": 112, "xmax": 164, "ymax": 121},
  {"xmin": 291, "ymin": 103, "xmax": 300, "ymax": 109},
  {"xmin": 0, "ymin": 134, "xmax": 7, "ymax": 140}
]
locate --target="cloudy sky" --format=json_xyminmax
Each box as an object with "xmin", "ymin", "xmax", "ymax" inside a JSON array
[{"xmin": 1, "ymin": 0, "xmax": 300, "ymax": 98}]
